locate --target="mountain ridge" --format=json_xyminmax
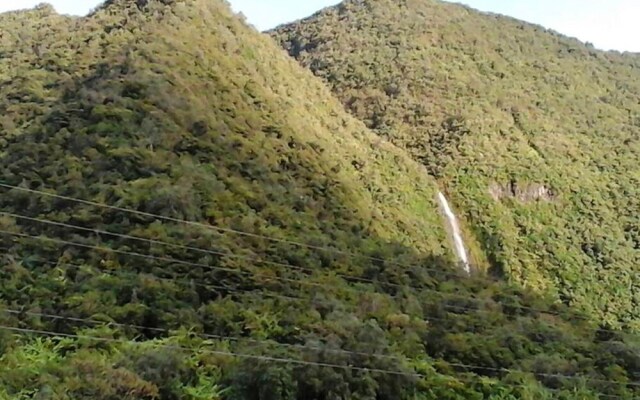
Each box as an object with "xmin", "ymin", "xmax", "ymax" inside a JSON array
[
  {"xmin": 0, "ymin": 0, "xmax": 639, "ymax": 398},
  {"xmin": 271, "ymin": 0, "xmax": 640, "ymax": 328}
]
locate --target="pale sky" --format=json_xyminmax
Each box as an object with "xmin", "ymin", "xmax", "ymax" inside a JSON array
[{"xmin": 0, "ymin": 0, "xmax": 637, "ymax": 52}]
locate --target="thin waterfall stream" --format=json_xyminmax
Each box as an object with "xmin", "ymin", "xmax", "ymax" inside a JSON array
[{"xmin": 437, "ymin": 192, "xmax": 471, "ymax": 275}]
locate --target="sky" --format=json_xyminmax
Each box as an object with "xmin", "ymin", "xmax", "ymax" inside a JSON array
[{"xmin": 0, "ymin": 0, "xmax": 638, "ymax": 52}]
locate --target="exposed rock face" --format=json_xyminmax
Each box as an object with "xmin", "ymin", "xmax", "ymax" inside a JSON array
[{"xmin": 489, "ymin": 181, "xmax": 554, "ymax": 202}]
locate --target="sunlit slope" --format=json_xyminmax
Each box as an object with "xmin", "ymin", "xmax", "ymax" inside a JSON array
[
  {"xmin": 272, "ymin": 0, "xmax": 640, "ymax": 327},
  {"xmin": 0, "ymin": 0, "xmax": 451, "ymax": 265}
]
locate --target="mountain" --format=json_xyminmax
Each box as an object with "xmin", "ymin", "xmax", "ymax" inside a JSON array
[
  {"xmin": 0, "ymin": 0, "xmax": 639, "ymax": 399},
  {"xmin": 272, "ymin": 0, "xmax": 640, "ymax": 328}
]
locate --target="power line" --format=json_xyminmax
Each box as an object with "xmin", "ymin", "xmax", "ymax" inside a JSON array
[
  {"xmin": 0, "ymin": 237, "xmax": 304, "ymax": 304},
  {"xmin": 0, "ymin": 183, "xmax": 634, "ymax": 332},
  {"xmin": 0, "ymin": 246, "xmax": 561, "ymax": 330},
  {"xmin": 0, "ymin": 183, "xmax": 617, "ymax": 325},
  {"xmin": 0, "ymin": 210, "xmax": 437, "ymax": 292},
  {"xmin": 0, "ymin": 324, "xmax": 615, "ymax": 400},
  {"xmin": 1, "ymin": 212, "xmax": 517, "ymax": 310},
  {"xmin": 0, "ymin": 324, "xmax": 423, "ymax": 378},
  {"xmin": 0, "ymin": 248, "xmax": 600, "ymax": 333},
  {"xmin": 0, "ymin": 245, "xmax": 319, "ymax": 304},
  {"xmin": 0, "ymin": 228, "xmax": 561, "ymax": 325},
  {"xmin": 0, "ymin": 228, "xmax": 325, "ymax": 293},
  {"xmin": 0, "ymin": 241, "xmax": 513, "ymax": 328},
  {"xmin": 0, "ymin": 314, "xmax": 636, "ymax": 392},
  {"xmin": 2, "ymin": 249, "xmax": 637, "ymax": 392},
  {"xmin": 0, "ymin": 219, "xmax": 501, "ymax": 311},
  {"xmin": 0, "ymin": 183, "xmax": 462, "ymax": 277},
  {"xmin": 0, "ymin": 208, "xmax": 610, "ymax": 325},
  {"xmin": 0, "ymin": 228, "xmax": 453, "ymax": 308},
  {"xmin": 1, "ymin": 308, "xmax": 406, "ymax": 363},
  {"xmin": 1, "ymin": 231, "xmax": 628, "ymax": 336}
]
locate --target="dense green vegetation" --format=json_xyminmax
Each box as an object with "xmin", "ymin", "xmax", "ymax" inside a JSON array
[
  {"xmin": 272, "ymin": 0, "xmax": 640, "ymax": 329},
  {"xmin": 0, "ymin": 0, "xmax": 638, "ymax": 398}
]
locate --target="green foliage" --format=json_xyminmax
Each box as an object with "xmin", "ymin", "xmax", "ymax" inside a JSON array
[
  {"xmin": 272, "ymin": 0, "xmax": 640, "ymax": 328},
  {"xmin": 0, "ymin": 0, "xmax": 638, "ymax": 399}
]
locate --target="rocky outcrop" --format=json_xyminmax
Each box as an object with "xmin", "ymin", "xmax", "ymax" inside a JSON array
[{"xmin": 489, "ymin": 181, "xmax": 555, "ymax": 202}]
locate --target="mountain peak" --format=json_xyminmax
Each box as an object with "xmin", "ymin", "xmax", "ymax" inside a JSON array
[{"xmin": 272, "ymin": 0, "xmax": 640, "ymax": 326}]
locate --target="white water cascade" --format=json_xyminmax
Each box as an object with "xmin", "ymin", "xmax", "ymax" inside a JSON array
[{"xmin": 437, "ymin": 192, "xmax": 471, "ymax": 275}]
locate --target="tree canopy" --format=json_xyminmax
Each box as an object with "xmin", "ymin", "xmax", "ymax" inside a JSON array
[
  {"xmin": 0, "ymin": 0, "xmax": 638, "ymax": 399},
  {"xmin": 272, "ymin": 0, "xmax": 640, "ymax": 329}
]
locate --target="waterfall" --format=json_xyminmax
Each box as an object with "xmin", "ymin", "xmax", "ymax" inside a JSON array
[{"xmin": 437, "ymin": 192, "xmax": 470, "ymax": 275}]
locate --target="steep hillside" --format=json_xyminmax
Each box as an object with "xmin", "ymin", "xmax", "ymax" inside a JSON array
[
  {"xmin": 272, "ymin": 0, "xmax": 640, "ymax": 328},
  {"xmin": 0, "ymin": 1, "xmax": 639, "ymax": 399}
]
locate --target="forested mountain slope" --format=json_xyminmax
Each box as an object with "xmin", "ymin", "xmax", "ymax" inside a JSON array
[
  {"xmin": 272, "ymin": 0, "xmax": 640, "ymax": 328},
  {"xmin": 0, "ymin": 1, "xmax": 639, "ymax": 399}
]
